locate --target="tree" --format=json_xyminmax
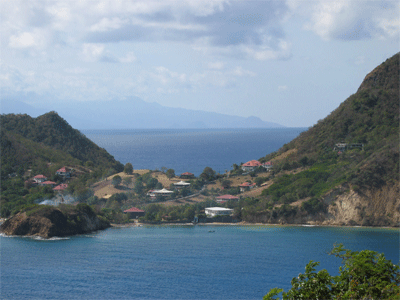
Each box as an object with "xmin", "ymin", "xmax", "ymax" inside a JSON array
[
  {"xmin": 263, "ymin": 244, "xmax": 400, "ymax": 300},
  {"xmin": 146, "ymin": 177, "xmax": 159, "ymax": 189},
  {"xmin": 166, "ymin": 169, "xmax": 175, "ymax": 179},
  {"xmin": 221, "ymin": 179, "xmax": 232, "ymax": 189},
  {"xmin": 123, "ymin": 176, "xmax": 132, "ymax": 187},
  {"xmin": 134, "ymin": 181, "xmax": 144, "ymax": 195},
  {"xmin": 112, "ymin": 175, "xmax": 122, "ymax": 188},
  {"xmin": 200, "ymin": 167, "xmax": 216, "ymax": 181},
  {"xmin": 124, "ymin": 163, "xmax": 133, "ymax": 175}
]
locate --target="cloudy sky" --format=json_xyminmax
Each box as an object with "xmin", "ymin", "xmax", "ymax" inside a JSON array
[{"xmin": 1, "ymin": 0, "xmax": 398, "ymax": 127}]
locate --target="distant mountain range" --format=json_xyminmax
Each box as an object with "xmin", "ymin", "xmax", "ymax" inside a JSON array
[{"xmin": 1, "ymin": 96, "xmax": 284, "ymax": 129}]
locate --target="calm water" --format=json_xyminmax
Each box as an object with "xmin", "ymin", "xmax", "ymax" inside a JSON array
[
  {"xmin": 82, "ymin": 128, "xmax": 305, "ymax": 176},
  {"xmin": 1, "ymin": 226, "xmax": 398, "ymax": 300}
]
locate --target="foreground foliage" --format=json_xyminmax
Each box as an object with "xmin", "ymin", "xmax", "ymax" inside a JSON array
[{"xmin": 264, "ymin": 244, "xmax": 400, "ymax": 300}]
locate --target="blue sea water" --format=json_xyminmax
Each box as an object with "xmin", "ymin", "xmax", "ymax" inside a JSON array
[
  {"xmin": 82, "ymin": 128, "xmax": 305, "ymax": 176},
  {"xmin": 1, "ymin": 226, "xmax": 398, "ymax": 300}
]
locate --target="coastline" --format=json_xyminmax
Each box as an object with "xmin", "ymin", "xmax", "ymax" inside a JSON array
[{"xmin": 111, "ymin": 221, "xmax": 399, "ymax": 230}]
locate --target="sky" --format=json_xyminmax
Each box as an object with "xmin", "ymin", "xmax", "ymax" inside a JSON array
[{"xmin": 0, "ymin": 0, "xmax": 399, "ymax": 127}]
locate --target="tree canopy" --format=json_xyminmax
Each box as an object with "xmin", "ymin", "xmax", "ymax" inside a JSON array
[
  {"xmin": 165, "ymin": 169, "xmax": 175, "ymax": 179},
  {"xmin": 264, "ymin": 244, "xmax": 400, "ymax": 300},
  {"xmin": 123, "ymin": 163, "xmax": 133, "ymax": 174},
  {"xmin": 112, "ymin": 175, "xmax": 122, "ymax": 188}
]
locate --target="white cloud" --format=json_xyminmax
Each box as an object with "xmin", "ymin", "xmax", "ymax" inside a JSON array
[
  {"xmin": 119, "ymin": 52, "xmax": 137, "ymax": 63},
  {"xmin": 9, "ymin": 32, "xmax": 36, "ymax": 48},
  {"xmin": 291, "ymin": 0, "xmax": 400, "ymax": 41},
  {"xmin": 208, "ymin": 61, "xmax": 225, "ymax": 70},
  {"xmin": 82, "ymin": 43, "xmax": 105, "ymax": 61},
  {"xmin": 90, "ymin": 17, "xmax": 128, "ymax": 32},
  {"xmin": 231, "ymin": 67, "xmax": 256, "ymax": 77}
]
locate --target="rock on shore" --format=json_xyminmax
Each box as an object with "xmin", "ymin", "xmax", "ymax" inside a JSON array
[{"xmin": 0, "ymin": 204, "xmax": 110, "ymax": 238}]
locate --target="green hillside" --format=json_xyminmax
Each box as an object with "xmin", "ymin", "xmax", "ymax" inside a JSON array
[
  {"xmin": 0, "ymin": 112, "xmax": 124, "ymax": 217},
  {"xmin": 241, "ymin": 53, "xmax": 399, "ymax": 225}
]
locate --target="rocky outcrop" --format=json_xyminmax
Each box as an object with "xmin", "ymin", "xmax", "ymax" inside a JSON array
[
  {"xmin": 243, "ymin": 184, "xmax": 399, "ymax": 227},
  {"xmin": 0, "ymin": 204, "xmax": 110, "ymax": 238}
]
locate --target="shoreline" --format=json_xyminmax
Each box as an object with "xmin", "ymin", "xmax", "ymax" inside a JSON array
[{"xmin": 111, "ymin": 221, "xmax": 399, "ymax": 230}]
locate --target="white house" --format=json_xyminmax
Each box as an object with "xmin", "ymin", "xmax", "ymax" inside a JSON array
[
  {"xmin": 173, "ymin": 181, "xmax": 191, "ymax": 189},
  {"xmin": 148, "ymin": 188, "xmax": 174, "ymax": 197},
  {"xmin": 205, "ymin": 207, "xmax": 234, "ymax": 217}
]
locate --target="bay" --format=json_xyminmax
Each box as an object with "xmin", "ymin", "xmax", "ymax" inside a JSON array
[
  {"xmin": 1, "ymin": 226, "xmax": 398, "ymax": 300},
  {"xmin": 82, "ymin": 128, "xmax": 305, "ymax": 176}
]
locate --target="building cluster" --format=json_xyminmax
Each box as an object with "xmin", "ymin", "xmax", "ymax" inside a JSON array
[{"xmin": 26, "ymin": 167, "xmax": 72, "ymax": 192}]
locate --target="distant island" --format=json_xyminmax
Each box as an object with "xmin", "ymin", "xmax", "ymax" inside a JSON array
[
  {"xmin": 1, "ymin": 96, "xmax": 284, "ymax": 130},
  {"xmin": 0, "ymin": 53, "xmax": 398, "ymax": 238}
]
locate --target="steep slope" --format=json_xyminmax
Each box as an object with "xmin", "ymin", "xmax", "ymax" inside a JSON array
[
  {"xmin": 0, "ymin": 112, "xmax": 124, "ymax": 217},
  {"xmin": 243, "ymin": 53, "xmax": 399, "ymax": 226},
  {"xmin": 1, "ymin": 112, "xmax": 123, "ymax": 176}
]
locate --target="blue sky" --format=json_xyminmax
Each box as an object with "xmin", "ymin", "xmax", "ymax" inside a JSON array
[{"xmin": 1, "ymin": 0, "xmax": 398, "ymax": 127}]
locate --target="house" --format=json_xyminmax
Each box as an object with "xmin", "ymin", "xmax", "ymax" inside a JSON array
[
  {"xmin": 40, "ymin": 181, "xmax": 57, "ymax": 187},
  {"xmin": 123, "ymin": 207, "xmax": 145, "ymax": 219},
  {"xmin": 56, "ymin": 167, "xmax": 71, "ymax": 178},
  {"xmin": 180, "ymin": 172, "xmax": 195, "ymax": 179},
  {"xmin": 205, "ymin": 207, "xmax": 234, "ymax": 217},
  {"xmin": 53, "ymin": 183, "xmax": 68, "ymax": 191},
  {"xmin": 148, "ymin": 188, "xmax": 174, "ymax": 197},
  {"xmin": 173, "ymin": 181, "xmax": 191, "ymax": 189},
  {"xmin": 262, "ymin": 161, "xmax": 273, "ymax": 171},
  {"xmin": 239, "ymin": 182, "xmax": 256, "ymax": 193},
  {"xmin": 216, "ymin": 194, "xmax": 239, "ymax": 203},
  {"xmin": 33, "ymin": 175, "xmax": 47, "ymax": 183},
  {"xmin": 241, "ymin": 160, "xmax": 262, "ymax": 172}
]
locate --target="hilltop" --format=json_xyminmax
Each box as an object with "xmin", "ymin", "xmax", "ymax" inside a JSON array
[{"xmin": 0, "ymin": 112, "xmax": 124, "ymax": 217}]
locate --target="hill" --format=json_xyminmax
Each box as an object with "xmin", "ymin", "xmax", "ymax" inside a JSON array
[
  {"xmin": 240, "ymin": 53, "xmax": 399, "ymax": 226},
  {"xmin": 0, "ymin": 112, "xmax": 124, "ymax": 217},
  {"xmin": 1, "ymin": 111, "xmax": 123, "ymax": 177}
]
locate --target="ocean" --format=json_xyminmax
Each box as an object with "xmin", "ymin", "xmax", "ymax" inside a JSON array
[
  {"xmin": 2, "ymin": 129, "xmax": 398, "ymax": 299},
  {"xmin": 82, "ymin": 128, "xmax": 306, "ymax": 176},
  {"xmin": 1, "ymin": 225, "xmax": 398, "ymax": 300}
]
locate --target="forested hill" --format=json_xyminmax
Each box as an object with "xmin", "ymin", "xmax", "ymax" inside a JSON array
[
  {"xmin": 1, "ymin": 111, "xmax": 123, "ymax": 178},
  {"xmin": 250, "ymin": 53, "xmax": 399, "ymax": 226}
]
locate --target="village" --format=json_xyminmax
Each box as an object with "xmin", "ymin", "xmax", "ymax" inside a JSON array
[{"xmin": 29, "ymin": 160, "xmax": 275, "ymax": 223}]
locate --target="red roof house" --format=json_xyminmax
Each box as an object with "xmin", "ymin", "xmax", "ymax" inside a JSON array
[
  {"xmin": 242, "ymin": 160, "xmax": 262, "ymax": 171},
  {"xmin": 33, "ymin": 174, "xmax": 47, "ymax": 183},
  {"xmin": 180, "ymin": 172, "xmax": 195, "ymax": 178},
  {"xmin": 53, "ymin": 183, "xmax": 68, "ymax": 191},
  {"xmin": 239, "ymin": 182, "xmax": 256, "ymax": 192},
  {"xmin": 262, "ymin": 161, "xmax": 273, "ymax": 171},
  {"xmin": 216, "ymin": 194, "xmax": 239, "ymax": 203},
  {"xmin": 56, "ymin": 167, "xmax": 71, "ymax": 178}
]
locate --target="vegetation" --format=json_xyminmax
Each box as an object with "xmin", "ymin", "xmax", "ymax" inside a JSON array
[
  {"xmin": 165, "ymin": 168, "xmax": 175, "ymax": 179},
  {"xmin": 123, "ymin": 163, "xmax": 133, "ymax": 174},
  {"xmin": 264, "ymin": 244, "xmax": 400, "ymax": 300},
  {"xmin": 246, "ymin": 53, "xmax": 400, "ymax": 221},
  {"xmin": 112, "ymin": 175, "xmax": 122, "ymax": 187},
  {"xmin": 0, "ymin": 112, "xmax": 123, "ymax": 217}
]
